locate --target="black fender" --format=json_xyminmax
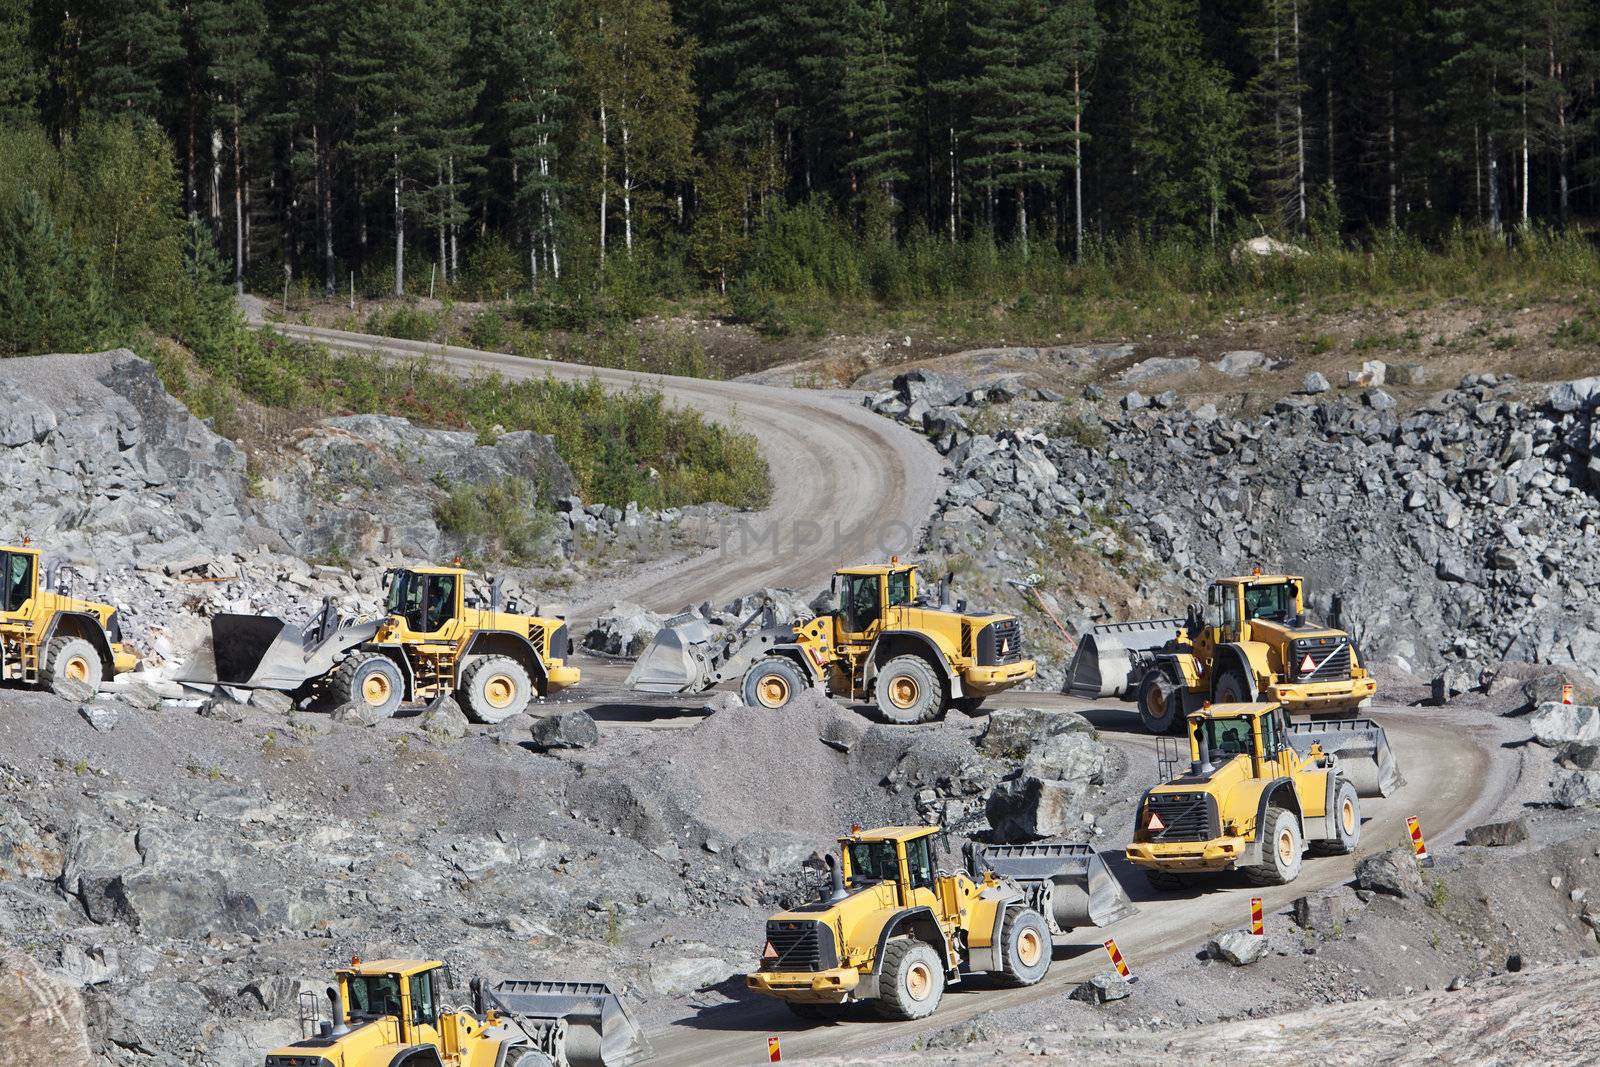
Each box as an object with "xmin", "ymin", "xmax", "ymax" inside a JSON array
[
  {"xmin": 388, "ymin": 1048, "xmax": 444, "ymax": 1067},
  {"xmin": 871, "ymin": 906, "xmax": 954, "ymax": 975},
  {"xmin": 463, "ymin": 629, "xmax": 550, "ymax": 691},
  {"xmin": 41, "ymin": 611, "xmax": 116, "ymax": 672},
  {"xmin": 863, "ymin": 630, "xmax": 959, "ymax": 696},
  {"xmin": 1210, "ymin": 643, "xmax": 1259, "ymax": 699},
  {"xmin": 766, "ymin": 643, "xmax": 824, "ymax": 684},
  {"xmin": 362, "ymin": 642, "xmax": 417, "ymax": 701}
]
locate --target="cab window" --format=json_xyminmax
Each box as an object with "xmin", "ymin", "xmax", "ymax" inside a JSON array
[
  {"xmin": 1202, "ymin": 718, "xmax": 1255, "ymax": 758},
  {"xmin": 904, "ymin": 836, "xmax": 935, "ymax": 893},
  {"xmin": 842, "ymin": 574, "xmax": 881, "ymax": 633},
  {"xmin": 1243, "ymin": 583, "xmax": 1294, "ymax": 621},
  {"xmin": 422, "ymin": 574, "xmax": 456, "ymax": 631},
  {"xmin": 408, "ymin": 970, "xmax": 436, "ymax": 1029},
  {"xmin": 345, "ymin": 974, "xmax": 402, "ymax": 1019},
  {"xmin": 386, "ymin": 572, "xmax": 458, "ymax": 632},
  {"xmin": 1, "ymin": 552, "xmax": 33, "ymax": 612},
  {"xmin": 886, "ymin": 569, "xmax": 911, "ymax": 608},
  {"xmin": 1220, "ymin": 586, "xmax": 1241, "ymax": 634},
  {"xmin": 846, "ymin": 841, "xmax": 897, "ymax": 885},
  {"xmin": 1258, "ymin": 711, "xmax": 1280, "ymax": 756}
]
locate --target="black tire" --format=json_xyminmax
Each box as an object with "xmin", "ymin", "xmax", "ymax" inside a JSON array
[
  {"xmin": 1212, "ymin": 668, "xmax": 1252, "ymax": 704},
  {"xmin": 1310, "ymin": 778, "xmax": 1361, "ymax": 856},
  {"xmin": 1145, "ymin": 869, "xmax": 1190, "ymax": 891},
  {"xmin": 1137, "ymin": 670, "xmax": 1184, "ymax": 734},
  {"xmin": 785, "ymin": 1001, "xmax": 845, "ymax": 1022},
  {"xmin": 873, "ymin": 939, "xmax": 945, "ymax": 1020},
  {"xmin": 950, "ymin": 696, "xmax": 987, "ymax": 717},
  {"xmin": 996, "ymin": 907, "xmax": 1051, "ymax": 986},
  {"xmin": 46, "ymin": 636, "xmax": 102, "ymax": 694},
  {"xmin": 331, "ymin": 653, "xmax": 405, "ymax": 718},
  {"xmin": 741, "ymin": 657, "xmax": 808, "ymax": 710},
  {"xmin": 873, "ymin": 655, "xmax": 945, "ymax": 724},
  {"xmin": 459, "ymin": 655, "xmax": 533, "ymax": 724},
  {"xmin": 1244, "ymin": 804, "xmax": 1304, "ymax": 886}
]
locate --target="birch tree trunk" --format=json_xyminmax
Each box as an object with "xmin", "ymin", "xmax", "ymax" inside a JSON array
[
  {"xmin": 393, "ymin": 140, "xmax": 405, "ymax": 295},
  {"xmin": 598, "ymin": 96, "xmax": 609, "ymax": 268},
  {"xmin": 232, "ymin": 113, "xmax": 245, "ymax": 296}
]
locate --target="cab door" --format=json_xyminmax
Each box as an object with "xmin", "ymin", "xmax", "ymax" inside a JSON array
[
  {"xmin": 0, "ymin": 550, "xmax": 37, "ymax": 622},
  {"xmin": 404, "ymin": 969, "xmax": 444, "ymax": 1052}
]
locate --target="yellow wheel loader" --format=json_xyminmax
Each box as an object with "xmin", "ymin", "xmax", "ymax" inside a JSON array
[
  {"xmin": 1066, "ymin": 570, "xmax": 1377, "ymax": 734},
  {"xmin": 745, "ymin": 824, "xmax": 1135, "ymax": 1021},
  {"xmin": 0, "ymin": 542, "xmax": 138, "ymax": 695},
  {"xmin": 180, "ymin": 565, "xmax": 578, "ymax": 722},
  {"xmin": 1124, "ymin": 702, "xmax": 1403, "ymax": 889},
  {"xmin": 626, "ymin": 560, "xmax": 1036, "ymax": 723},
  {"xmin": 264, "ymin": 957, "xmax": 647, "ymax": 1067}
]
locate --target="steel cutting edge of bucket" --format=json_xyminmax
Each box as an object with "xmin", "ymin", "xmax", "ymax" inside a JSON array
[
  {"xmin": 972, "ymin": 842, "xmax": 1139, "ymax": 932},
  {"xmin": 484, "ymin": 979, "xmax": 649, "ymax": 1067},
  {"xmin": 1286, "ymin": 718, "xmax": 1405, "ymax": 799},
  {"xmin": 1064, "ymin": 618, "xmax": 1185, "ymax": 700},
  {"xmin": 623, "ymin": 613, "xmax": 717, "ymax": 694}
]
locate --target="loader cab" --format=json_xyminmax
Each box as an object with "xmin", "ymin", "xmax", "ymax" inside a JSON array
[
  {"xmin": 384, "ymin": 567, "xmax": 464, "ymax": 637},
  {"xmin": 1191, "ymin": 703, "xmax": 1295, "ymax": 779},
  {"xmin": 833, "ymin": 563, "xmax": 918, "ymax": 643},
  {"xmin": 0, "ymin": 546, "xmax": 38, "ymax": 617},
  {"xmin": 1206, "ymin": 574, "xmax": 1304, "ymax": 644},
  {"xmin": 840, "ymin": 825, "xmax": 942, "ymax": 909},
  {"xmin": 337, "ymin": 958, "xmax": 445, "ymax": 1047}
]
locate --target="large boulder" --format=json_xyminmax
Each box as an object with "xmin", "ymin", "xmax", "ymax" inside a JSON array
[
  {"xmin": 1207, "ymin": 931, "xmax": 1266, "ymax": 966},
  {"xmin": 0, "ymin": 393, "xmax": 58, "ymax": 446},
  {"xmin": 1550, "ymin": 376, "xmax": 1600, "ymax": 414},
  {"xmin": 1555, "ymin": 771, "xmax": 1600, "ymax": 809},
  {"xmin": 530, "ymin": 709, "xmax": 600, "ymax": 751},
  {"xmin": 1464, "ymin": 817, "xmax": 1529, "ymax": 847},
  {"xmin": 982, "ymin": 709, "xmax": 1106, "ymax": 840},
  {"xmin": 583, "ymin": 602, "xmax": 667, "ymax": 657},
  {"xmin": 893, "ymin": 368, "xmax": 971, "ymax": 409},
  {"xmin": 1530, "ymin": 703, "xmax": 1600, "ymax": 746},
  {"xmin": 1355, "ymin": 846, "xmax": 1427, "ymax": 899},
  {"xmin": 0, "ymin": 946, "xmax": 92, "ymax": 1062}
]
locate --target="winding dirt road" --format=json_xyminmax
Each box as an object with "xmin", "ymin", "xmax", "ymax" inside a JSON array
[{"xmin": 250, "ymin": 309, "xmax": 945, "ymax": 622}]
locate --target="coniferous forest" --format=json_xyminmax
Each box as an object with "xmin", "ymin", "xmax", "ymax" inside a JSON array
[{"xmin": 2, "ymin": 0, "xmax": 1600, "ymax": 361}]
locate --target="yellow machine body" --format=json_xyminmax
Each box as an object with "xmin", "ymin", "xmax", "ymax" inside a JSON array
[{"xmin": 0, "ymin": 543, "xmax": 137, "ymax": 693}]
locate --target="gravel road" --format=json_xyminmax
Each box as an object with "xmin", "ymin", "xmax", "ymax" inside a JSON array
[
  {"xmin": 639, "ymin": 702, "xmax": 1505, "ymax": 1066},
  {"xmin": 249, "ymin": 307, "xmax": 946, "ymax": 622}
]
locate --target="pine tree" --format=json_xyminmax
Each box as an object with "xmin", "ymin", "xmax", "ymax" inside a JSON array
[
  {"xmin": 1247, "ymin": 0, "xmax": 1310, "ymax": 232},
  {"xmin": 697, "ymin": 0, "xmax": 798, "ymax": 196},
  {"xmin": 838, "ymin": 0, "xmax": 912, "ymax": 228},
  {"xmin": 0, "ymin": 190, "xmax": 115, "ymax": 355},
  {"xmin": 961, "ymin": 0, "xmax": 1089, "ymax": 253},
  {"xmin": 565, "ymin": 0, "xmax": 696, "ymax": 266},
  {"xmin": 477, "ymin": 0, "xmax": 569, "ymax": 286},
  {"xmin": 1055, "ymin": 0, "xmax": 1102, "ymax": 254},
  {"xmin": 0, "ymin": 0, "xmax": 39, "ymax": 123},
  {"xmin": 195, "ymin": 0, "xmax": 269, "ymax": 294},
  {"xmin": 80, "ymin": 0, "xmax": 183, "ymax": 118}
]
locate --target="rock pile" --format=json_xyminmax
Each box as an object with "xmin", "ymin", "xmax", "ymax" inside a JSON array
[{"xmin": 868, "ymin": 364, "xmax": 1600, "ymax": 681}]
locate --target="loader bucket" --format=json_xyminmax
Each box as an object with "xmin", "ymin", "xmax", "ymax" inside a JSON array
[
  {"xmin": 1286, "ymin": 718, "xmax": 1405, "ymax": 799},
  {"xmin": 1064, "ymin": 618, "xmax": 1184, "ymax": 700},
  {"xmin": 623, "ymin": 612, "xmax": 717, "ymax": 694},
  {"xmin": 176, "ymin": 611, "xmax": 382, "ymax": 691},
  {"xmin": 483, "ymin": 979, "xmax": 649, "ymax": 1067},
  {"xmin": 971, "ymin": 842, "xmax": 1139, "ymax": 934}
]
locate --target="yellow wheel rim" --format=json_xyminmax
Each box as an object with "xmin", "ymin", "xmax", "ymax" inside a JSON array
[
  {"xmin": 890, "ymin": 676, "xmax": 919, "ymax": 710},
  {"xmin": 65, "ymin": 656, "xmax": 91, "ymax": 682},
  {"xmin": 1017, "ymin": 928, "xmax": 1042, "ymax": 967},
  {"xmin": 361, "ymin": 673, "xmax": 392, "ymax": 706},
  {"xmin": 906, "ymin": 961, "xmax": 932, "ymax": 1001},
  {"xmin": 485, "ymin": 674, "xmax": 517, "ymax": 709},
  {"xmin": 1341, "ymin": 798, "xmax": 1356, "ymax": 833},
  {"xmin": 1278, "ymin": 828, "xmax": 1295, "ymax": 863},
  {"xmin": 756, "ymin": 673, "xmax": 790, "ymax": 709}
]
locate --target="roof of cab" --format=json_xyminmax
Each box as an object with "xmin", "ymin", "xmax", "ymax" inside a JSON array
[
  {"xmin": 340, "ymin": 958, "xmax": 441, "ymax": 977},
  {"xmin": 1189, "ymin": 701, "xmax": 1282, "ymax": 719},
  {"xmin": 835, "ymin": 563, "xmax": 915, "ymax": 577},
  {"xmin": 843, "ymin": 825, "xmax": 939, "ymax": 844},
  {"xmin": 1216, "ymin": 573, "xmax": 1302, "ymax": 585}
]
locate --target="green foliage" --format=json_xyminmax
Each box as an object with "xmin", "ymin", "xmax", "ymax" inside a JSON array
[
  {"xmin": 363, "ymin": 305, "xmax": 441, "ymax": 341},
  {"xmin": 0, "ymin": 190, "xmax": 117, "ymax": 355},
  {"xmin": 434, "ymin": 478, "xmax": 554, "ymax": 565}
]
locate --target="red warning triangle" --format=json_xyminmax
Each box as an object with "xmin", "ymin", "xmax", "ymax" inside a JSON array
[
  {"xmin": 762, "ymin": 941, "xmax": 778, "ymax": 960},
  {"xmin": 1300, "ymin": 654, "xmax": 1316, "ymax": 673},
  {"xmin": 1147, "ymin": 811, "xmax": 1166, "ymax": 833}
]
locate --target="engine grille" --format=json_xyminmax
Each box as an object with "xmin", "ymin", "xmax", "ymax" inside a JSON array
[
  {"xmin": 1142, "ymin": 791, "xmax": 1221, "ymax": 843},
  {"xmin": 761, "ymin": 920, "xmax": 838, "ymax": 972},
  {"xmin": 1290, "ymin": 636, "xmax": 1351, "ymax": 682},
  {"xmin": 976, "ymin": 618, "xmax": 1024, "ymax": 665},
  {"xmin": 547, "ymin": 624, "xmax": 571, "ymax": 659}
]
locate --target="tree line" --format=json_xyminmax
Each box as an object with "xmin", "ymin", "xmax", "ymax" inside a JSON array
[{"xmin": 2, "ymin": 0, "xmax": 1598, "ymax": 306}]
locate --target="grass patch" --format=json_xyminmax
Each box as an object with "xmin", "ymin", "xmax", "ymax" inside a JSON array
[{"xmin": 434, "ymin": 478, "xmax": 556, "ymax": 566}]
